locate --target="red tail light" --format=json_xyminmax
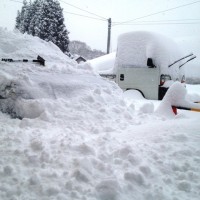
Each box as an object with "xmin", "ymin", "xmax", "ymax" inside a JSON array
[
  {"xmin": 181, "ymin": 75, "xmax": 186, "ymax": 83},
  {"xmin": 160, "ymin": 74, "xmax": 171, "ymax": 85}
]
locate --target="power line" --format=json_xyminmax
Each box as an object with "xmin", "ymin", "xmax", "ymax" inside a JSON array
[
  {"xmin": 58, "ymin": 0, "xmax": 107, "ymax": 20},
  {"xmin": 9, "ymin": 0, "xmax": 23, "ymax": 3},
  {"xmin": 112, "ymin": 22, "xmax": 200, "ymax": 26},
  {"xmin": 9, "ymin": 0, "xmax": 107, "ymax": 22},
  {"xmin": 112, "ymin": 19, "xmax": 200, "ymax": 26},
  {"xmin": 113, "ymin": 0, "xmax": 200, "ymax": 26},
  {"xmin": 10, "ymin": 0, "xmax": 108, "ymax": 21},
  {"xmin": 120, "ymin": 18, "xmax": 200, "ymax": 23},
  {"xmin": 63, "ymin": 11, "xmax": 106, "ymax": 21},
  {"xmin": 11, "ymin": 0, "xmax": 200, "ymax": 25}
]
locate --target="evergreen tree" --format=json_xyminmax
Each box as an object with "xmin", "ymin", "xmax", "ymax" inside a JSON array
[
  {"xmin": 15, "ymin": 0, "xmax": 70, "ymax": 53},
  {"xmin": 28, "ymin": 0, "xmax": 42, "ymax": 36},
  {"xmin": 37, "ymin": 0, "xmax": 69, "ymax": 53},
  {"xmin": 15, "ymin": 10, "xmax": 21, "ymax": 30},
  {"xmin": 22, "ymin": 1, "xmax": 35, "ymax": 33},
  {"xmin": 19, "ymin": 0, "xmax": 28, "ymax": 33}
]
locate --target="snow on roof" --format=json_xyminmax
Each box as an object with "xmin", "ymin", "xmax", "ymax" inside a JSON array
[
  {"xmin": 82, "ymin": 52, "xmax": 116, "ymax": 74},
  {"xmin": 115, "ymin": 31, "xmax": 183, "ymax": 73}
]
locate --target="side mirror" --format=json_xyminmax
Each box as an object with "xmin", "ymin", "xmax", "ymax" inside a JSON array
[{"xmin": 147, "ymin": 58, "xmax": 156, "ymax": 68}]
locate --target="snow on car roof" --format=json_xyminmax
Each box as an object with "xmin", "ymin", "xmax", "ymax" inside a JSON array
[{"xmin": 115, "ymin": 31, "xmax": 183, "ymax": 71}]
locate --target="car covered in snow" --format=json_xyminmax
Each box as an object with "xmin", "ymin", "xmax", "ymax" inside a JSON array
[
  {"xmin": 87, "ymin": 31, "xmax": 195, "ymax": 100},
  {"xmin": 0, "ymin": 29, "xmax": 118, "ymax": 119},
  {"xmin": 113, "ymin": 31, "xmax": 197, "ymax": 100}
]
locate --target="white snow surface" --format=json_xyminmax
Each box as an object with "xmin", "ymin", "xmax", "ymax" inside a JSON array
[
  {"xmin": 84, "ymin": 52, "xmax": 116, "ymax": 74},
  {"xmin": 0, "ymin": 29, "xmax": 200, "ymax": 200},
  {"xmin": 115, "ymin": 31, "xmax": 183, "ymax": 69},
  {"xmin": 114, "ymin": 31, "xmax": 185, "ymax": 80}
]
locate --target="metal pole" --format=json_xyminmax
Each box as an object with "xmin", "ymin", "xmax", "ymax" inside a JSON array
[{"xmin": 107, "ymin": 18, "xmax": 111, "ymax": 54}]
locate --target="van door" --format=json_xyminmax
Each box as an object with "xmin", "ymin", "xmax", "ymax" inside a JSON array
[{"xmin": 116, "ymin": 67, "xmax": 160, "ymax": 100}]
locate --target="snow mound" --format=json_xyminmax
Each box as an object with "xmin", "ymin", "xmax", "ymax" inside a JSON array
[
  {"xmin": 186, "ymin": 84, "xmax": 200, "ymax": 102},
  {"xmin": 0, "ymin": 28, "xmax": 108, "ymax": 118},
  {"xmin": 0, "ymin": 27, "xmax": 76, "ymax": 67},
  {"xmin": 0, "ymin": 29, "xmax": 200, "ymax": 200},
  {"xmin": 156, "ymin": 82, "xmax": 200, "ymax": 117},
  {"xmin": 115, "ymin": 31, "xmax": 184, "ymax": 79},
  {"xmin": 84, "ymin": 52, "xmax": 116, "ymax": 74}
]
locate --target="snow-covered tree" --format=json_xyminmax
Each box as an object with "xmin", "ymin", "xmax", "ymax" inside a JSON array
[
  {"xmin": 28, "ymin": 0, "xmax": 42, "ymax": 36},
  {"xmin": 15, "ymin": 10, "xmax": 21, "ymax": 30},
  {"xmin": 22, "ymin": 1, "xmax": 36, "ymax": 33},
  {"xmin": 18, "ymin": 0, "xmax": 29, "ymax": 33},
  {"xmin": 36, "ymin": 0, "xmax": 69, "ymax": 53},
  {"xmin": 15, "ymin": 0, "xmax": 70, "ymax": 53}
]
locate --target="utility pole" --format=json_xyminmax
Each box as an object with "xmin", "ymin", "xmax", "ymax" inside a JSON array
[{"xmin": 107, "ymin": 18, "xmax": 111, "ymax": 54}]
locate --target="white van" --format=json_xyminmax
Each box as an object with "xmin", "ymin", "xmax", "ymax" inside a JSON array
[{"xmin": 112, "ymin": 31, "xmax": 195, "ymax": 100}]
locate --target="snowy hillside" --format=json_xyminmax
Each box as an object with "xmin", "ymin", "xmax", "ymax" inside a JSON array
[{"xmin": 0, "ymin": 28, "xmax": 200, "ymax": 200}]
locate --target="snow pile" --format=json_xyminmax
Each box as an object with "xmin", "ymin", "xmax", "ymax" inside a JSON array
[
  {"xmin": 0, "ymin": 28, "xmax": 97, "ymax": 118},
  {"xmin": 0, "ymin": 29, "xmax": 200, "ymax": 200},
  {"xmin": 115, "ymin": 31, "xmax": 183, "ymax": 78},
  {"xmin": 0, "ymin": 27, "xmax": 76, "ymax": 67},
  {"xmin": 83, "ymin": 52, "xmax": 116, "ymax": 74},
  {"xmin": 156, "ymin": 82, "xmax": 200, "ymax": 117},
  {"xmin": 186, "ymin": 84, "xmax": 200, "ymax": 102}
]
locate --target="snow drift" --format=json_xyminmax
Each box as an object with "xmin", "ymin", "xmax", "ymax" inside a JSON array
[
  {"xmin": 84, "ymin": 52, "xmax": 116, "ymax": 74},
  {"xmin": 0, "ymin": 28, "xmax": 200, "ymax": 200},
  {"xmin": 0, "ymin": 28, "xmax": 113, "ymax": 118},
  {"xmin": 0, "ymin": 28, "xmax": 73, "ymax": 65},
  {"xmin": 156, "ymin": 81, "xmax": 200, "ymax": 117}
]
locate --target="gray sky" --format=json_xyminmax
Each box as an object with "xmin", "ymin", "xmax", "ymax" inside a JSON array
[{"xmin": 0, "ymin": 0, "xmax": 200, "ymax": 52}]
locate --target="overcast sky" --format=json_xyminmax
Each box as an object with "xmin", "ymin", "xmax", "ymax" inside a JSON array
[{"xmin": 0, "ymin": 0, "xmax": 200, "ymax": 52}]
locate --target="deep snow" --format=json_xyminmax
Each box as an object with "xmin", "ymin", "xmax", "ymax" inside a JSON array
[{"xmin": 0, "ymin": 28, "xmax": 200, "ymax": 200}]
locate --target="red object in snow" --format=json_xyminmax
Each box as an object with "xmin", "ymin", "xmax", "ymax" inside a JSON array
[{"xmin": 172, "ymin": 106, "xmax": 177, "ymax": 115}]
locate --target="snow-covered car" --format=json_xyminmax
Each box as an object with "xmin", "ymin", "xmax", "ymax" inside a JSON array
[
  {"xmin": 0, "ymin": 62, "xmax": 116, "ymax": 119},
  {"xmin": 113, "ymin": 31, "xmax": 196, "ymax": 100},
  {"xmin": 87, "ymin": 31, "xmax": 195, "ymax": 100},
  {"xmin": 0, "ymin": 29, "xmax": 117, "ymax": 119}
]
